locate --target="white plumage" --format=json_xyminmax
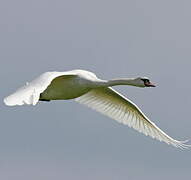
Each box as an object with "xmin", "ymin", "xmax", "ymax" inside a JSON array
[
  {"xmin": 4, "ymin": 71, "xmax": 79, "ymax": 106},
  {"xmin": 4, "ymin": 69, "xmax": 190, "ymax": 149}
]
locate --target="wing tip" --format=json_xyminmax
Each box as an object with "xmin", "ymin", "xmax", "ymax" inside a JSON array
[
  {"xmin": 171, "ymin": 139, "xmax": 191, "ymax": 150},
  {"xmin": 3, "ymin": 96, "xmax": 14, "ymax": 106},
  {"xmin": 3, "ymin": 95, "xmax": 39, "ymax": 106},
  {"xmin": 3, "ymin": 96, "xmax": 23, "ymax": 106}
]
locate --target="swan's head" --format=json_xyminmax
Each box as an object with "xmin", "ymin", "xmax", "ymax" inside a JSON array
[{"xmin": 135, "ymin": 77, "xmax": 156, "ymax": 88}]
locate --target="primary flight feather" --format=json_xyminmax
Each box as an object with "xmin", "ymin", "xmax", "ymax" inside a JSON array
[{"xmin": 4, "ymin": 69, "xmax": 190, "ymax": 149}]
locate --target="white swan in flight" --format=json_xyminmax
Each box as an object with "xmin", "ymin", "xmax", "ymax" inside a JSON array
[{"xmin": 4, "ymin": 69, "xmax": 190, "ymax": 149}]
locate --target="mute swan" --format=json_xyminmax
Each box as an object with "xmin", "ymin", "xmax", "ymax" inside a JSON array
[{"xmin": 4, "ymin": 69, "xmax": 190, "ymax": 149}]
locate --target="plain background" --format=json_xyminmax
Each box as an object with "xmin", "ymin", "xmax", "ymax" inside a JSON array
[{"xmin": 1, "ymin": 0, "xmax": 191, "ymax": 179}]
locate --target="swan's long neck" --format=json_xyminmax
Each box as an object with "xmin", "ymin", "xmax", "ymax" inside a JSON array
[{"xmin": 99, "ymin": 78, "xmax": 141, "ymax": 87}]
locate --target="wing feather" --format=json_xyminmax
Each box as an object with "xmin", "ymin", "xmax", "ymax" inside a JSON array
[
  {"xmin": 4, "ymin": 71, "xmax": 77, "ymax": 106},
  {"xmin": 75, "ymin": 87, "xmax": 190, "ymax": 149}
]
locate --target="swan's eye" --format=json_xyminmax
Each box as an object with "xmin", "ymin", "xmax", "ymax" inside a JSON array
[{"xmin": 145, "ymin": 79, "xmax": 150, "ymax": 83}]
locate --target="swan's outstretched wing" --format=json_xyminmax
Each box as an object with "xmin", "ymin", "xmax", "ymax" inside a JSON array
[
  {"xmin": 75, "ymin": 87, "xmax": 190, "ymax": 149},
  {"xmin": 4, "ymin": 71, "xmax": 77, "ymax": 106}
]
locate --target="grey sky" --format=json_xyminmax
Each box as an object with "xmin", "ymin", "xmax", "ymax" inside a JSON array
[{"xmin": 1, "ymin": 0, "xmax": 191, "ymax": 179}]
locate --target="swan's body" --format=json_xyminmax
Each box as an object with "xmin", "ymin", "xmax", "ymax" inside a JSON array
[
  {"xmin": 40, "ymin": 70, "xmax": 101, "ymax": 100},
  {"xmin": 4, "ymin": 69, "xmax": 190, "ymax": 149}
]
